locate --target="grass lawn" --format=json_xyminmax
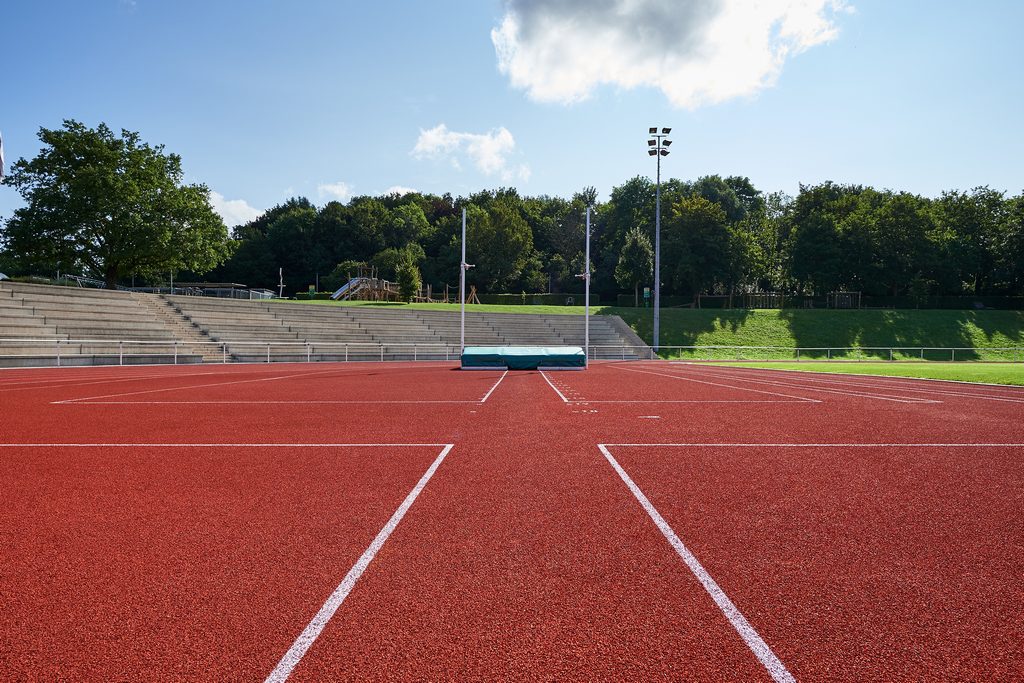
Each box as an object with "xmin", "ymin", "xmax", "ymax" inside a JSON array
[
  {"xmin": 706, "ymin": 361, "xmax": 1024, "ymax": 386},
  {"xmin": 290, "ymin": 299, "xmax": 616, "ymax": 316},
  {"xmin": 295, "ymin": 301, "xmax": 1023, "ymax": 360}
]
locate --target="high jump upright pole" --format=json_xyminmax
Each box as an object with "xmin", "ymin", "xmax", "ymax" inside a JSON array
[
  {"xmin": 460, "ymin": 207, "xmax": 466, "ymax": 353},
  {"xmin": 585, "ymin": 205, "xmax": 591, "ymax": 366}
]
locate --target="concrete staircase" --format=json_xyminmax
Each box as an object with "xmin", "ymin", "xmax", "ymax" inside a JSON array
[
  {"xmin": 0, "ymin": 281, "xmax": 202, "ymax": 367},
  {"xmin": 131, "ymin": 293, "xmax": 224, "ymax": 362},
  {"xmin": 0, "ymin": 282, "xmax": 651, "ymax": 366}
]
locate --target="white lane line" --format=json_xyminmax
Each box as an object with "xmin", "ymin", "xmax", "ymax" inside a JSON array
[
  {"xmin": 683, "ymin": 363, "xmax": 1024, "ymax": 393},
  {"xmin": 0, "ymin": 369, "xmax": 239, "ymax": 391},
  {"xmin": 62, "ymin": 400, "xmax": 483, "ymax": 405},
  {"xmin": 598, "ymin": 444, "xmax": 795, "ymax": 683},
  {"xmin": 540, "ymin": 371, "xmax": 570, "ymax": 403},
  {"xmin": 51, "ymin": 367, "xmax": 358, "ymax": 404},
  {"xmin": 672, "ymin": 367, "xmax": 938, "ymax": 404},
  {"xmin": 599, "ymin": 443, "xmax": 1024, "ymax": 448},
  {"xmin": 0, "ymin": 443, "xmax": 450, "ymax": 447},
  {"xmin": 578, "ymin": 400, "xmax": 814, "ymax": 404},
  {"xmin": 265, "ymin": 443, "xmax": 454, "ymax": 683},
  {"xmin": 480, "ymin": 370, "xmax": 509, "ymax": 403},
  {"xmin": 611, "ymin": 365, "xmax": 822, "ymax": 403},
  {"xmin": 706, "ymin": 368, "xmax": 1024, "ymax": 404}
]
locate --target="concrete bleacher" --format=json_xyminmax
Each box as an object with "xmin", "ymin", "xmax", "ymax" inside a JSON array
[
  {"xmin": 0, "ymin": 282, "xmax": 203, "ymax": 367},
  {"xmin": 1, "ymin": 281, "xmax": 649, "ymax": 366}
]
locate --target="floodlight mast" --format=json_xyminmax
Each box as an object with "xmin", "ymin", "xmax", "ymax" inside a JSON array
[{"xmin": 648, "ymin": 126, "xmax": 671, "ymax": 354}]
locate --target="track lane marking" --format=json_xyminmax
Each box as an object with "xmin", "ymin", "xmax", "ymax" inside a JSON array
[
  {"xmin": 479, "ymin": 370, "xmax": 509, "ymax": 403},
  {"xmin": 51, "ymin": 367, "xmax": 356, "ymax": 404},
  {"xmin": 663, "ymin": 366, "xmax": 939, "ymax": 403},
  {"xmin": 598, "ymin": 444, "xmax": 795, "ymax": 683},
  {"xmin": 611, "ymin": 365, "xmax": 822, "ymax": 402},
  {"xmin": 675, "ymin": 362, "xmax": 1024, "ymax": 393},
  {"xmin": 695, "ymin": 366, "xmax": 1024, "ymax": 403},
  {"xmin": 264, "ymin": 443, "xmax": 455, "ymax": 683},
  {"xmin": 0, "ymin": 443, "xmax": 451, "ymax": 447},
  {"xmin": 60, "ymin": 400, "xmax": 486, "ymax": 405},
  {"xmin": 540, "ymin": 371, "xmax": 571, "ymax": 403},
  {"xmin": 599, "ymin": 442, "xmax": 1024, "ymax": 447}
]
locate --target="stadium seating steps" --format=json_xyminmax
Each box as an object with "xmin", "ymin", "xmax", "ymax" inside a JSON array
[{"xmin": 0, "ymin": 281, "xmax": 648, "ymax": 367}]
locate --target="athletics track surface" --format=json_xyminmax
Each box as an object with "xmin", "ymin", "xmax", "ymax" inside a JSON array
[{"xmin": 1, "ymin": 361, "xmax": 1022, "ymax": 681}]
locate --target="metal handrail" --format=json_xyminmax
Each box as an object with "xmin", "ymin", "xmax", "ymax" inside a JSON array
[{"xmin": 0, "ymin": 339, "xmax": 1021, "ymax": 366}]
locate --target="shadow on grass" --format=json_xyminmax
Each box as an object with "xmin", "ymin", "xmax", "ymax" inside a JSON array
[
  {"xmin": 611, "ymin": 305, "xmax": 1024, "ymax": 361},
  {"xmin": 779, "ymin": 309, "xmax": 1024, "ymax": 360}
]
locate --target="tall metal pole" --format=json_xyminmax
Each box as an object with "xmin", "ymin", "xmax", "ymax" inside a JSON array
[
  {"xmin": 648, "ymin": 126, "xmax": 671, "ymax": 353},
  {"xmin": 460, "ymin": 207, "xmax": 466, "ymax": 354},
  {"xmin": 585, "ymin": 206, "xmax": 591, "ymax": 365},
  {"xmin": 654, "ymin": 154, "xmax": 661, "ymax": 353}
]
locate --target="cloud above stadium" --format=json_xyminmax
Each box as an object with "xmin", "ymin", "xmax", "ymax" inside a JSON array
[
  {"xmin": 210, "ymin": 191, "xmax": 261, "ymax": 228},
  {"xmin": 317, "ymin": 181, "xmax": 354, "ymax": 202},
  {"xmin": 412, "ymin": 124, "xmax": 530, "ymax": 181},
  {"xmin": 491, "ymin": 0, "xmax": 851, "ymax": 109}
]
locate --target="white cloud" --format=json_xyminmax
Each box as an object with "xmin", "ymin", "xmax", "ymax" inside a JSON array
[
  {"xmin": 317, "ymin": 181, "xmax": 353, "ymax": 202},
  {"xmin": 209, "ymin": 191, "xmax": 261, "ymax": 227},
  {"xmin": 492, "ymin": 0, "xmax": 850, "ymax": 109},
  {"xmin": 384, "ymin": 185, "xmax": 419, "ymax": 196},
  {"xmin": 412, "ymin": 124, "xmax": 530, "ymax": 181}
]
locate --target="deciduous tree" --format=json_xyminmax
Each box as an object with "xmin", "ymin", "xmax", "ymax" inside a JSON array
[{"xmin": 1, "ymin": 120, "xmax": 230, "ymax": 288}]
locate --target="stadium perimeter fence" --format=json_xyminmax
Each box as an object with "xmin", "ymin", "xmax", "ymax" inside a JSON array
[{"xmin": 1, "ymin": 339, "xmax": 1023, "ymax": 367}]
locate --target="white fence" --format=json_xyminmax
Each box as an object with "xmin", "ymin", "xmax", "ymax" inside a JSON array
[{"xmin": 0, "ymin": 339, "xmax": 1022, "ymax": 367}]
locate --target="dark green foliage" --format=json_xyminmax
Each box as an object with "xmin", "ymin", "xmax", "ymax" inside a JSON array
[
  {"xmin": 615, "ymin": 226, "xmax": 653, "ymax": 305},
  {"xmin": 1, "ymin": 120, "xmax": 231, "ymax": 288},
  {"xmin": 111, "ymin": 165, "xmax": 1023, "ymax": 300},
  {"xmin": 396, "ymin": 252, "xmax": 422, "ymax": 302}
]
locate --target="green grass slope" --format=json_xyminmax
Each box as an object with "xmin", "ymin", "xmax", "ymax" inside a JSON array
[
  {"xmin": 612, "ymin": 308, "xmax": 1024, "ymax": 360},
  {"xmin": 297, "ymin": 300, "xmax": 1023, "ymax": 360}
]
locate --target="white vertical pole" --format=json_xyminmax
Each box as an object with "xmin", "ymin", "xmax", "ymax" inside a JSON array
[
  {"xmin": 460, "ymin": 207, "xmax": 467, "ymax": 354},
  {"xmin": 585, "ymin": 206, "xmax": 591, "ymax": 366}
]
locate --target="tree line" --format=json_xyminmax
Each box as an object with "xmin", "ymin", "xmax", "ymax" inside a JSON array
[
  {"xmin": 208, "ymin": 177, "xmax": 1024, "ymax": 301},
  {"xmin": 3, "ymin": 122, "xmax": 1023, "ymax": 301}
]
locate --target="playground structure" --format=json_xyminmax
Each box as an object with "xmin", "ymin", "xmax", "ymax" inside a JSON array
[
  {"xmin": 330, "ymin": 265, "xmax": 466, "ymax": 303},
  {"xmin": 329, "ymin": 265, "xmax": 401, "ymax": 302}
]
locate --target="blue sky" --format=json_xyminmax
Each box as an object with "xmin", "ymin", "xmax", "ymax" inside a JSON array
[{"xmin": 2, "ymin": 0, "xmax": 1023, "ymax": 227}]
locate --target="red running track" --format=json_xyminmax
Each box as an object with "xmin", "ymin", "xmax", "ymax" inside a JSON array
[{"xmin": 1, "ymin": 360, "xmax": 1022, "ymax": 681}]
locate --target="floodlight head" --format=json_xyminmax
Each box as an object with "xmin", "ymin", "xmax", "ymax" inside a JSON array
[
  {"xmin": 663, "ymin": 139, "xmax": 672, "ymax": 147},
  {"xmin": 660, "ymin": 149, "xmax": 669, "ymax": 156},
  {"xmin": 662, "ymin": 127, "xmax": 671, "ymax": 134},
  {"xmin": 647, "ymin": 139, "xmax": 656, "ymax": 146},
  {"xmin": 648, "ymin": 149, "xmax": 658, "ymax": 156},
  {"xmin": 649, "ymin": 127, "xmax": 657, "ymax": 134}
]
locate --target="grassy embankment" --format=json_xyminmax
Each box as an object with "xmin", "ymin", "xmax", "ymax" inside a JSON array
[
  {"xmin": 300, "ymin": 300, "xmax": 1024, "ymax": 382},
  {"xmin": 300, "ymin": 300, "xmax": 1023, "ymax": 361}
]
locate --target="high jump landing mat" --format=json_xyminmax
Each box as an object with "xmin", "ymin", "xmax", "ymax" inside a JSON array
[{"xmin": 460, "ymin": 346, "xmax": 586, "ymax": 370}]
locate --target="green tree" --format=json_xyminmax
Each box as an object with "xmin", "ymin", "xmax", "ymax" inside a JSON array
[
  {"xmin": 464, "ymin": 196, "xmax": 534, "ymax": 291},
  {"xmin": 396, "ymin": 252, "xmax": 422, "ymax": 302},
  {"xmin": 933, "ymin": 187, "xmax": 1005, "ymax": 294},
  {"xmin": 597, "ymin": 176, "xmax": 654, "ymax": 297},
  {"xmin": 372, "ymin": 243, "xmax": 425, "ymax": 281},
  {"xmin": 615, "ymin": 226, "xmax": 653, "ymax": 305},
  {"xmin": 0, "ymin": 120, "xmax": 230, "ymax": 288},
  {"xmin": 385, "ymin": 203, "xmax": 431, "ymax": 249},
  {"xmin": 663, "ymin": 196, "xmax": 732, "ymax": 295}
]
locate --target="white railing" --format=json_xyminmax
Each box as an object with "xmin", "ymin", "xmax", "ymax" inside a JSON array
[{"xmin": 0, "ymin": 339, "xmax": 1021, "ymax": 366}]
